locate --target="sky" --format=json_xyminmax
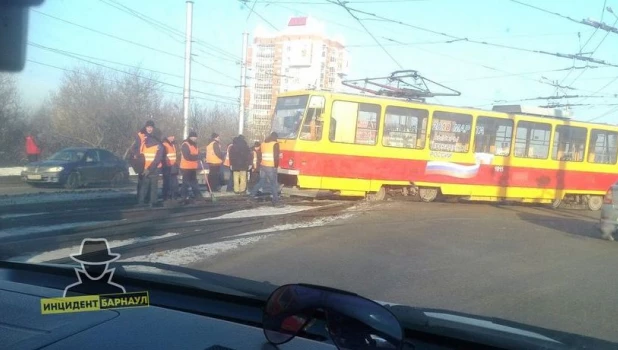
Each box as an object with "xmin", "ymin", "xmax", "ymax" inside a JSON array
[{"xmin": 13, "ymin": 0, "xmax": 618, "ymax": 124}]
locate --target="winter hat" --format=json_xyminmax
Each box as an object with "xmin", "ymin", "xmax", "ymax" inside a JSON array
[
  {"xmin": 189, "ymin": 131, "xmax": 197, "ymax": 138},
  {"xmin": 211, "ymin": 132, "xmax": 219, "ymax": 139},
  {"xmin": 145, "ymin": 120, "xmax": 155, "ymax": 127}
]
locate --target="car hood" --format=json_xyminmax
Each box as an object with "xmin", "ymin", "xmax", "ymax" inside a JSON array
[
  {"xmin": 376, "ymin": 300, "xmax": 617, "ymax": 349},
  {"xmin": 28, "ymin": 160, "xmax": 77, "ymax": 167}
]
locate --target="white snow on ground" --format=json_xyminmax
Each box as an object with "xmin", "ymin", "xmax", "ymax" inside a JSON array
[
  {"xmin": 188, "ymin": 205, "xmax": 315, "ymax": 222},
  {"xmin": 0, "ymin": 212, "xmax": 48, "ymax": 219},
  {"xmin": 0, "ymin": 167, "xmax": 23, "ymax": 176},
  {"xmin": 8, "ymin": 232, "xmax": 180, "ymax": 263},
  {"xmin": 121, "ymin": 213, "xmax": 357, "ymax": 266},
  {"xmin": 229, "ymin": 213, "xmax": 357, "ymax": 237},
  {"xmin": 0, "ymin": 221, "xmax": 115, "ymax": 239},
  {"xmin": 121, "ymin": 234, "xmax": 274, "ymax": 266},
  {"xmin": 0, "ymin": 190, "xmax": 134, "ymax": 206}
]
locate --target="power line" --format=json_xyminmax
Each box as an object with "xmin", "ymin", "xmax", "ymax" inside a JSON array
[
  {"xmin": 588, "ymin": 105, "xmax": 618, "ymax": 122},
  {"xmin": 239, "ymin": 0, "xmax": 279, "ymax": 30},
  {"xmin": 29, "ymin": 42, "xmax": 238, "ymax": 102},
  {"xmin": 27, "ymin": 43, "xmax": 235, "ymax": 88},
  {"xmin": 328, "ymin": 2, "xmax": 618, "ymax": 67},
  {"xmin": 332, "ymin": 0, "xmax": 403, "ymax": 69},
  {"xmin": 26, "ymin": 59, "xmax": 239, "ymax": 106},
  {"xmin": 99, "ymin": 0, "xmax": 241, "ymax": 62},
  {"xmin": 31, "ymin": 9, "xmax": 237, "ymax": 79}
]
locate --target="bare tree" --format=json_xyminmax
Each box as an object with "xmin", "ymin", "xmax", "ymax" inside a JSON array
[
  {"xmin": 49, "ymin": 66, "xmax": 164, "ymax": 157},
  {"xmin": 0, "ymin": 73, "xmax": 28, "ymax": 165}
]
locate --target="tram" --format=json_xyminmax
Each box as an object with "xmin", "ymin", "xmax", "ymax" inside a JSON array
[{"xmin": 271, "ymin": 90, "xmax": 618, "ymax": 210}]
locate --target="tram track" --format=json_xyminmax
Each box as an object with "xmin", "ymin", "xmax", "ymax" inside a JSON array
[{"xmin": 0, "ymin": 199, "xmax": 354, "ymax": 260}]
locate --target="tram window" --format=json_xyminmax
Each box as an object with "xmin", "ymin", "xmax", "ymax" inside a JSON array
[
  {"xmin": 588, "ymin": 129, "xmax": 618, "ymax": 164},
  {"xmin": 474, "ymin": 116, "xmax": 513, "ymax": 156},
  {"xmin": 329, "ymin": 101, "xmax": 380, "ymax": 145},
  {"xmin": 429, "ymin": 111, "xmax": 472, "ymax": 153},
  {"xmin": 383, "ymin": 106, "xmax": 428, "ymax": 149},
  {"xmin": 514, "ymin": 121, "xmax": 551, "ymax": 159},
  {"xmin": 552, "ymin": 125, "xmax": 587, "ymax": 162},
  {"xmin": 300, "ymin": 96, "xmax": 325, "ymax": 141}
]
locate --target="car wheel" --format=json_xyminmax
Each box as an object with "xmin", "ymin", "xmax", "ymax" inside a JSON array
[
  {"xmin": 65, "ymin": 172, "xmax": 81, "ymax": 190},
  {"xmin": 111, "ymin": 171, "xmax": 126, "ymax": 187}
]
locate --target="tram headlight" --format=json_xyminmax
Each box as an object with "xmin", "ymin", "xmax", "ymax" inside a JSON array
[{"xmin": 288, "ymin": 158, "xmax": 294, "ymax": 168}]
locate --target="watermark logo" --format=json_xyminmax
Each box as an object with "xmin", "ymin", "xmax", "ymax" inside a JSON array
[{"xmin": 40, "ymin": 238, "xmax": 149, "ymax": 315}]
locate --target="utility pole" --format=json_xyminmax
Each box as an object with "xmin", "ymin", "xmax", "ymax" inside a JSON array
[
  {"xmin": 182, "ymin": 0, "xmax": 194, "ymax": 140},
  {"xmin": 238, "ymin": 32, "xmax": 249, "ymax": 135}
]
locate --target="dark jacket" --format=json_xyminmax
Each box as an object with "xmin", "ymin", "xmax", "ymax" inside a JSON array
[
  {"xmin": 132, "ymin": 128, "xmax": 148, "ymax": 157},
  {"xmin": 144, "ymin": 135, "xmax": 164, "ymax": 173},
  {"xmin": 229, "ymin": 137, "xmax": 251, "ymax": 171}
]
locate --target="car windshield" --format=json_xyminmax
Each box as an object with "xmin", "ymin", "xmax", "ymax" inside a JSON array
[
  {"xmin": 48, "ymin": 150, "xmax": 85, "ymax": 162},
  {"xmin": 270, "ymin": 95, "xmax": 309, "ymax": 139},
  {"xmin": 3, "ymin": 1, "xmax": 618, "ymax": 347}
]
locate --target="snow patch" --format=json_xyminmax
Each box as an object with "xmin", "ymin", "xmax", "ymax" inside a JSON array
[
  {"xmin": 8, "ymin": 232, "xmax": 180, "ymax": 263},
  {"xmin": 0, "ymin": 212, "xmax": 48, "ymax": 219},
  {"xmin": 0, "ymin": 167, "xmax": 23, "ymax": 176},
  {"xmin": 121, "ymin": 234, "xmax": 273, "ymax": 266},
  {"xmin": 188, "ymin": 205, "xmax": 315, "ymax": 222},
  {"xmin": 230, "ymin": 213, "xmax": 356, "ymax": 237}
]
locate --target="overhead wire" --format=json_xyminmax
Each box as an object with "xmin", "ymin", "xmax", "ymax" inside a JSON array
[
  {"xmin": 31, "ymin": 9, "xmax": 238, "ymax": 80},
  {"xmin": 29, "ymin": 42, "xmax": 239, "ymax": 102},
  {"xmin": 325, "ymin": 1, "xmax": 618, "ymax": 67},
  {"xmin": 332, "ymin": 0, "xmax": 403, "ymax": 68}
]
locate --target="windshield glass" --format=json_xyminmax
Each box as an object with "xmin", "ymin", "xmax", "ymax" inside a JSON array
[
  {"xmin": 271, "ymin": 95, "xmax": 309, "ymax": 139},
  {"xmin": 48, "ymin": 150, "xmax": 85, "ymax": 162},
  {"xmin": 4, "ymin": 1, "xmax": 618, "ymax": 347}
]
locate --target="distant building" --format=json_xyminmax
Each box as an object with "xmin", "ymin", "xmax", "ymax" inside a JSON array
[{"xmin": 245, "ymin": 16, "xmax": 348, "ymax": 139}]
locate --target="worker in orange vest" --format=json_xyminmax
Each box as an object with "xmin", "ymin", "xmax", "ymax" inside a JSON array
[
  {"xmin": 162, "ymin": 133, "xmax": 179, "ymax": 201},
  {"xmin": 223, "ymin": 139, "xmax": 234, "ymax": 192},
  {"xmin": 249, "ymin": 132, "xmax": 283, "ymax": 207},
  {"xmin": 131, "ymin": 120, "xmax": 155, "ymax": 197},
  {"xmin": 138, "ymin": 131, "xmax": 163, "ymax": 207},
  {"xmin": 180, "ymin": 131, "xmax": 203, "ymax": 203},
  {"xmin": 25, "ymin": 134, "xmax": 42, "ymax": 162},
  {"xmin": 206, "ymin": 133, "xmax": 224, "ymax": 192}
]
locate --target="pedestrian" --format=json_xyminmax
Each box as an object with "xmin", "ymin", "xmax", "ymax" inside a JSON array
[
  {"xmin": 249, "ymin": 132, "xmax": 283, "ymax": 207},
  {"xmin": 180, "ymin": 131, "xmax": 204, "ymax": 203},
  {"xmin": 206, "ymin": 132, "xmax": 224, "ymax": 192},
  {"xmin": 248, "ymin": 141, "xmax": 261, "ymax": 192},
  {"xmin": 25, "ymin": 133, "xmax": 41, "ymax": 162},
  {"xmin": 138, "ymin": 131, "xmax": 163, "ymax": 208},
  {"xmin": 223, "ymin": 139, "xmax": 234, "ymax": 192},
  {"xmin": 131, "ymin": 120, "xmax": 155, "ymax": 199},
  {"xmin": 229, "ymin": 135, "xmax": 251, "ymax": 194},
  {"xmin": 162, "ymin": 133, "xmax": 179, "ymax": 201}
]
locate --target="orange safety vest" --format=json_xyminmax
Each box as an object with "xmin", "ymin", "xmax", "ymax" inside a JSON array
[
  {"xmin": 137, "ymin": 132, "xmax": 147, "ymax": 153},
  {"xmin": 261, "ymin": 141, "xmax": 276, "ymax": 167},
  {"xmin": 180, "ymin": 141, "xmax": 198, "ymax": 170},
  {"xmin": 223, "ymin": 144, "xmax": 232, "ymax": 167},
  {"xmin": 163, "ymin": 142, "xmax": 177, "ymax": 167},
  {"xmin": 252, "ymin": 149, "xmax": 258, "ymax": 168},
  {"xmin": 206, "ymin": 141, "xmax": 223, "ymax": 165},
  {"xmin": 141, "ymin": 143, "xmax": 161, "ymax": 169}
]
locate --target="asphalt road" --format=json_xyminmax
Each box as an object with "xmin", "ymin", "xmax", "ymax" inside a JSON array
[{"xmin": 194, "ymin": 200, "xmax": 618, "ymax": 343}]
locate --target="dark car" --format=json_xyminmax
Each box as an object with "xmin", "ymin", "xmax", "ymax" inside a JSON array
[{"xmin": 20, "ymin": 147, "xmax": 130, "ymax": 189}]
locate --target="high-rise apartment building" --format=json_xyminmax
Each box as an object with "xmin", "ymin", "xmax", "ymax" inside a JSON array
[{"xmin": 244, "ymin": 17, "xmax": 348, "ymax": 139}]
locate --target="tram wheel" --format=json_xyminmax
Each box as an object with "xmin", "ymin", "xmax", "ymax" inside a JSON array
[
  {"xmin": 550, "ymin": 198, "xmax": 562, "ymax": 209},
  {"xmin": 366, "ymin": 186, "xmax": 386, "ymax": 201},
  {"xmin": 587, "ymin": 195, "xmax": 603, "ymax": 211},
  {"xmin": 419, "ymin": 187, "xmax": 439, "ymax": 202}
]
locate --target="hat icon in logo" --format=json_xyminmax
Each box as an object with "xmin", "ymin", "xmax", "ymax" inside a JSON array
[{"xmin": 70, "ymin": 238, "xmax": 120, "ymax": 265}]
